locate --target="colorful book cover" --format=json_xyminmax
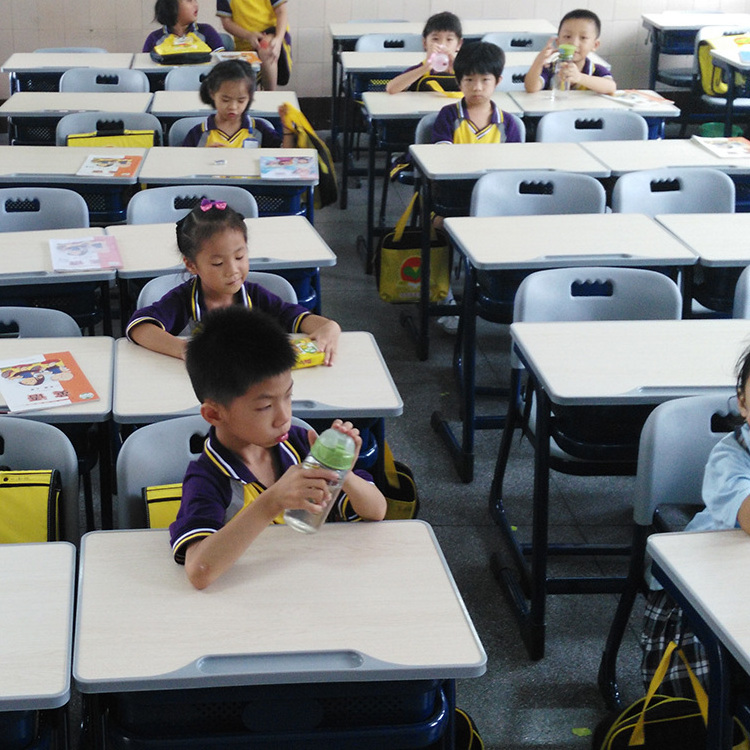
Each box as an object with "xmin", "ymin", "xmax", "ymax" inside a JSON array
[
  {"xmin": 214, "ymin": 50, "xmax": 261, "ymax": 65},
  {"xmin": 0, "ymin": 351, "xmax": 99, "ymax": 413},
  {"xmin": 259, "ymin": 155, "xmax": 318, "ymax": 180},
  {"xmin": 600, "ymin": 89, "xmax": 670, "ymax": 107},
  {"xmin": 49, "ymin": 235, "xmax": 123, "ymax": 272},
  {"xmin": 290, "ymin": 337, "xmax": 325, "ymax": 369},
  {"xmin": 691, "ymin": 135, "xmax": 750, "ymax": 158},
  {"xmin": 75, "ymin": 154, "xmax": 143, "ymax": 178}
]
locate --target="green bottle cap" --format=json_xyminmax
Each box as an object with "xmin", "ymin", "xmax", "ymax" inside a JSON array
[
  {"xmin": 310, "ymin": 428, "xmax": 356, "ymax": 471},
  {"xmin": 558, "ymin": 44, "xmax": 576, "ymax": 60}
]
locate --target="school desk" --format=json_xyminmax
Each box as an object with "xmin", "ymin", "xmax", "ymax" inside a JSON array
[
  {"xmin": 502, "ymin": 318, "xmax": 750, "ymax": 660},
  {"xmin": 0, "ymin": 336, "xmax": 114, "ymax": 531},
  {"xmin": 641, "ymin": 12, "xmax": 750, "ymax": 90},
  {"xmin": 359, "ymin": 89, "xmax": 523, "ymax": 272},
  {"xmin": 0, "ymin": 91, "xmax": 153, "ymax": 146},
  {"xmin": 708, "ymin": 44, "xmax": 750, "ymax": 137},
  {"xmin": 112, "ymin": 331, "xmax": 402, "ymax": 424},
  {"xmin": 407, "ymin": 141, "xmax": 611, "ymax": 361},
  {"xmin": 648, "ymin": 529, "xmax": 750, "ymax": 750},
  {"xmin": 1, "ymin": 542, "xmax": 75, "ymax": 748},
  {"xmin": 74, "ymin": 523, "xmax": 485, "ymax": 747},
  {"xmin": 436, "ymin": 213, "xmax": 699, "ymax": 483},
  {"xmin": 1, "ymin": 52, "xmax": 135, "ymax": 93},
  {"xmin": 137, "ymin": 146, "xmax": 318, "ymax": 221},
  {"xmin": 107, "ymin": 214, "xmax": 337, "ymax": 323},
  {"xmin": 131, "ymin": 51, "xmax": 260, "ymax": 91}
]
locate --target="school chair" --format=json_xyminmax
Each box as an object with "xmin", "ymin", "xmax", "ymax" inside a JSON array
[
  {"xmin": 733, "ymin": 265, "xmax": 750, "ymax": 318},
  {"xmin": 115, "ymin": 415, "xmax": 313, "ymax": 529},
  {"xmin": 164, "ymin": 66, "xmax": 212, "ymax": 91},
  {"xmin": 126, "ymin": 185, "xmax": 259, "ymax": 223},
  {"xmin": 218, "ymin": 32, "xmax": 235, "ymax": 51},
  {"xmin": 536, "ymin": 109, "xmax": 649, "ymax": 142},
  {"xmin": 354, "ymin": 33, "xmax": 424, "ymax": 52},
  {"xmin": 597, "ymin": 393, "xmax": 737, "ymax": 709},
  {"xmin": 136, "ymin": 270, "xmax": 298, "ymax": 309},
  {"xmin": 0, "ymin": 187, "xmax": 89, "ymax": 231},
  {"xmin": 58, "ymin": 67, "xmax": 150, "ymax": 93},
  {"xmin": 7, "ymin": 47, "xmax": 108, "ymax": 93},
  {"xmin": 481, "ymin": 31, "xmax": 551, "ymax": 52},
  {"xmin": 55, "ymin": 111, "xmax": 163, "ymax": 147},
  {"xmin": 167, "ymin": 116, "xmax": 205, "ymax": 146},
  {"xmin": 495, "ymin": 65, "xmax": 530, "ymax": 92}
]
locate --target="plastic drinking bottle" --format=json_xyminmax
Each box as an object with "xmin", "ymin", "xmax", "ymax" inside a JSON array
[
  {"xmin": 428, "ymin": 49, "xmax": 450, "ymax": 73},
  {"xmin": 551, "ymin": 43, "xmax": 576, "ymax": 97},
  {"xmin": 284, "ymin": 428, "xmax": 356, "ymax": 534}
]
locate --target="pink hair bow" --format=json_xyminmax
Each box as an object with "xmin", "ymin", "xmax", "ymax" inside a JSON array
[{"xmin": 200, "ymin": 199, "xmax": 227, "ymax": 211}]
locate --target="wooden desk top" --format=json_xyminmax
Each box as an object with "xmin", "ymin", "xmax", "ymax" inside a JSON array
[
  {"xmin": 108, "ymin": 215, "xmax": 336, "ymax": 278},
  {"xmin": 131, "ymin": 51, "xmax": 261, "ymax": 73},
  {"xmin": 340, "ymin": 51, "xmax": 424, "ymax": 73},
  {"xmin": 0, "ymin": 542, "xmax": 76, "ymax": 710},
  {"xmin": 657, "ymin": 213, "xmax": 750, "ymax": 266},
  {"xmin": 444, "ymin": 213, "xmax": 697, "ymax": 270},
  {"xmin": 641, "ymin": 12, "xmax": 750, "ymax": 31},
  {"xmin": 0, "ymin": 146, "xmax": 147, "ymax": 184},
  {"xmin": 362, "ymin": 90, "xmax": 522, "ymax": 118},
  {"xmin": 409, "ymin": 142, "xmax": 611, "ymax": 179},
  {"xmin": 508, "ymin": 89, "xmax": 680, "ymax": 118},
  {"xmin": 149, "ymin": 90, "xmax": 300, "ymax": 119},
  {"xmin": 1, "ymin": 52, "xmax": 134, "ymax": 72},
  {"xmin": 113, "ymin": 332, "xmax": 402, "ymax": 424},
  {"xmin": 74, "ymin": 524, "xmax": 486, "ymax": 692},
  {"xmin": 510, "ymin": 318, "xmax": 750, "ymax": 406},
  {"xmin": 0, "ymin": 337, "xmax": 113, "ymax": 422},
  {"xmin": 648, "ymin": 529, "xmax": 750, "ymax": 675},
  {"xmin": 330, "ymin": 19, "xmax": 556, "ymax": 40},
  {"xmin": 138, "ymin": 147, "xmax": 318, "ymax": 186},
  {"xmin": 0, "ymin": 226, "xmax": 111, "ymax": 283},
  {"xmin": 711, "ymin": 45, "xmax": 750, "ymax": 71},
  {"xmin": 0, "ymin": 92, "xmax": 153, "ymax": 116}
]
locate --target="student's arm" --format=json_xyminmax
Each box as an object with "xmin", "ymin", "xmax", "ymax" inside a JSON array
[
  {"xmin": 562, "ymin": 63, "xmax": 617, "ymax": 95},
  {"xmin": 184, "ymin": 462, "xmax": 337, "ymax": 589},
  {"xmin": 299, "ymin": 314, "xmax": 341, "ymax": 365},
  {"xmin": 129, "ymin": 322, "xmax": 188, "ymax": 360},
  {"xmin": 524, "ymin": 37, "xmax": 556, "ymax": 92},
  {"xmin": 738, "ymin": 495, "xmax": 750, "ymax": 534},
  {"xmin": 386, "ymin": 62, "xmax": 431, "ymax": 94},
  {"xmin": 219, "ymin": 16, "xmax": 263, "ymax": 47},
  {"xmin": 266, "ymin": 1, "xmax": 288, "ymax": 62},
  {"xmin": 278, "ymin": 103, "xmax": 296, "ymax": 148}
]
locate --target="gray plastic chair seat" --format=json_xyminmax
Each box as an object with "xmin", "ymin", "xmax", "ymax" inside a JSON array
[
  {"xmin": 165, "ymin": 66, "xmax": 214, "ymax": 91},
  {"xmin": 481, "ymin": 31, "xmax": 551, "ymax": 52},
  {"xmin": 354, "ymin": 33, "xmax": 424, "ymax": 52},
  {"xmin": 0, "ymin": 307, "xmax": 81, "ymax": 337},
  {"xmin": 0, "ymin": 187, "xmax": 89, "ymax": 231},
  {"xmin": 495, "ymin": 65, "xmax": 531, "ymax": 91},
  {"xmin": 59, "ymin": 67, "xmax": 150, "ymax": 93},
  {"xmin": 537, "ymin": 109, "xmax": 649, "ymax": 142},
  {"xmin": 127, "ymin": 185, "xmax": 258, "ymax": 224},
  {"xmin": 168, "ymin": 116, "xmax": 206, "ymax": 146}
]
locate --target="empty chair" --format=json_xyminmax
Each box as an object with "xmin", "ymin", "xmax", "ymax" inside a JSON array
[
  {"xmin": 127, "ymin": 185, "xmax": 259, "ymax": 224},
  {"xmin": 481, "ymin": 31, "xmax": 551, "ymax": 52},
  {"xmin": 0, "ymin": 307, "xmax": 80, "ymax": 337},
  {"xmin": 537, "ymin": 109, "xmax": 649, "ymax": 142},
  {"xmin": 354, "ymin": 33, "xmax": 424, "ymax": 52},
  {"xmin": 136, "ymin": 270, "xmax": 298, "ymax": 309},
  {"xmin": 612, "ymin": 167, "xmax": 735, "ymax": 215},
  {"xmin": 733, "ymin": 265, "xmax": 750, "ymax": 318},
  {"xmin": 165, "ymin": 66, "xmax": 213, "ymax": 91},
  {"xmin": 0, "ymin": 187, "xmax": 88, "ymax": 231},
  {"xmin": 59, "ymin": 67, "xmax": 150, "ymax": 93},
  {"xmin": 56, "ymin": 111, "xmax": 163, "ymax": 146},
  {"xmin": 168, "ymin": 116, "xmax": 206, "ymax": 146},
  {"xmin": 495, "ymin": 65, "xmax": 531, "ymax": 92},
  {"xmin": 598, "ymin": 394, "xmax": 736, "ymax": 709}
]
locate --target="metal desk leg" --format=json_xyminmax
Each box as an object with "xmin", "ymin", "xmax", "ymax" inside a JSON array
[
  {"xmin": 725, "ymin": 65, "xmax": 737, "ymax": 138},
  {"xmin": 365, "ymin": 117, "xmax": 377, "ymax": 273},
  {"xmin": 339, "ymin": 73, "xmax": 352, "ymax": 209},
  {"xmin": 330, "ymin": 41, "xmax": 342, "ymax": 154},
  {"xmin": 649, "ymin": 28, "xmax": 660, "ymax": 91},
  {"xmin": 417, "ymin": 177, "xmax": 432, "ymax": 361}
]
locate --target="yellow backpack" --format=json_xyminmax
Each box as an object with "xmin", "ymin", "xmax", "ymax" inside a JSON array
[
  {"xmin": 697, "ymin": 32, "xmax": 750, "ymax": 96},
  {"xmin": 150, "ymin": 32, "xmax": 212, "ymax": 65}
]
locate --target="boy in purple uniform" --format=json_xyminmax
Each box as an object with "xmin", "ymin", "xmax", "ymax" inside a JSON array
[{"xmin": 170, "ymin": 307, "xmax": 386, "ymax": 589}]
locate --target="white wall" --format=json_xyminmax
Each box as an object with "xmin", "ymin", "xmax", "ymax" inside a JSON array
[{"xmin": 2, "ymin": 0, "xmax": 750, "ymax": 100}]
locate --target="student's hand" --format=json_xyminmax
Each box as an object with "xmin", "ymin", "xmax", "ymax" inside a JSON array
[
  {"xmin": 560, "ymin": 61, "xmax": 582, "ymax": 85},
  {"xmin": 248, "ymin": 31, "xmax": 265, "ymax": 51},
  {"xmin": 311, "ymin": 419, "xmax": 363, "ymax": 467},
  {"xmin": 536, "ymin": 36, "xmax": 558, "ymax": 66},
  {"xmin": 278, "ymin": 103, "xmax": 293, "ymax": 131},
  {"xmin": 266, "ymin": 462, "xmax": 335, "ymax": 513},
  {"xmin": 308, "ymin": 319, "xmax": 341, "ymax": 366}
]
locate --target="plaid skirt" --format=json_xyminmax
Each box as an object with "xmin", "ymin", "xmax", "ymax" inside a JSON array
[{"xmin": 640, "ymin": 588, "xmax": 709, "ymax": 697}]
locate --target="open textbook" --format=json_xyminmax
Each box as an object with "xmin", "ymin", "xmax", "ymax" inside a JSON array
[
  {"xmin": 50, "ymin": 235, "xmax": 122, "ymax": 272},
  {"xmin": 691, "ymin": 135, "xmax": 750, "ymax": 158}
]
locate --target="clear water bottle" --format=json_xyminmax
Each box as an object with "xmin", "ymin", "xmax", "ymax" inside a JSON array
[
  {"xmin": 428, "ymin": 48, "xmax": 450, "ymax": 73},
  {"xmin": 284, "ymin": 428, "xmax": 355, "ymax": 534},
  {"xmin": 551, "ymin": 43, "xmax": 576, "ymax": 98}
]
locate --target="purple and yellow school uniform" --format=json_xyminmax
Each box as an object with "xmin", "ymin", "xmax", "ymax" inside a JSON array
[
  {"xmin": 142, "ymin": 22, "xmax": 225, "ymax": 53},
  {"xmin": 432, "ymin": 99, "xmax": 523, "ymax": 144},
  {"xmin": 539, "ymin": 57, "xmax": 612, "ymax": 90},
  {"xmin": 400, "ymin": 63, "xmax": 460, "ymax": 93},
  {"xmin": 182, "ymin": 114, "xmax": 282, "ymax": 148},
  {"xmin": 169, "ymin": 425, "xmax": 373, "ymax": 563},
  {"xmin": 125, "ymin": 277, "xmax": 310, "ymax": 342}
]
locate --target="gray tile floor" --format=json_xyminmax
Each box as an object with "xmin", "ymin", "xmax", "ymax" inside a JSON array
[{"xmin": 313, "ymin": 152, "xmax": 645, "ymax": 748}]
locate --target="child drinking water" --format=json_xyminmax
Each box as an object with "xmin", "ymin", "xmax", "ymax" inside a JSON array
[
  {"xmin": 143, "ymin": 0, "xmax": 225, "ymax": 53},
  {"xmin": 181, "ymin": 59, "xmax": 295, "ymax": 148},
  {"xmin": 641, "ymin": 345, "xmax": 750, "ymax": 696},
  {"xmin": 126, "ymin": 201, "xmax": 340, "ymax": 363}
]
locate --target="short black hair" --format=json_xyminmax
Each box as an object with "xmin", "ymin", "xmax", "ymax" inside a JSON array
[
  {"xmin": 453, "ymin": 41, "xmax": 505, "ymax": 82},
  {"xmin": 423, "ymin": 11, "xmax": 462, "ymax": 39},
  {"xmin": 559, "ymin": 9, "xmax": 602, "ymax": 37},
  {"xmin": 176, "ymin": 203, "xmax": 247, "ymax": 263},
  {"xmin": 186, "ymin": 307, "xmax": 297, "ymax": 406},
  {"xmin": 153, "ymin": 0, "xmax": 179, "ymax": 28},
  {"xmin": 199, "ymin": 59, "xmax": 256, "ymax": 109}
]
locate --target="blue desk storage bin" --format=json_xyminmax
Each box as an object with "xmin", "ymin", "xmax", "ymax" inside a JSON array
[
  {"xmin": 104, "ymin": 680, "xmax": 449, "ymax": 749},
  {"xmin": 0, "ymin": 711, "xmax": 52, "ymax": 750},
  {"xmin": 8, "ymin": 117, "xmax": 58, "ymax": 146},
  {"xmin": 248, "ymin": 186, "xmax": 307, "ymax": 218}
]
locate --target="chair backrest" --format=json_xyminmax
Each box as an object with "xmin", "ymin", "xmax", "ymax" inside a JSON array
[
  {"xmin": 470, "ymin": 170, "xmax": 606, "ymax": 217},
  {"xmin": 692, "ymin": 25, "xmax": 750, "ymax": 97},
  {"xmin": 56, "ymin": 111, "xmax": 163, "ymax": 146},
  {"xmin": 59, "ymin": 67, "xmax": 150, "ymax": 93},
  {"xmin": 0, "ymin": 417, "xmax": 79, "ymax": 543},
  {"xmin": 34, "ymin": 47, "xmax": 108, "ymax": 53},
  {"xmin": 0, "ymin": 187, "xmax": 89, "ymax": 231},
  {"xmin": 733, "ymin": 265, "xmax": 750, "ymax": 318},
  {"xmin": 168, "ymin": 116, "xmax": 206, "ymax": 146},
  {"xmin": 415, "ymin": 112, "xmax": 439, "ymax": 145},
  {"xmin": 218, "ymin": 32, "xmax": 235, "ymax": 50},
  {"xmin": 536, "ymin": 110, "xmax": 649, "ymax": 142},
  {"xmin": 612, "ymin": 167, "xmax": 735, "ymax": 215},
  {"xmin": 126, "ymin": 185, "xmax": 259, "ymax": 224},
  {"xmin": 136, "ymin": 271, "xmax": 298, "ymax": 308},
  {"xmin": 165, "ymin": 66, "xmax": 213, "ymax": 91},
  {"xmin": 0, "ymin": 307, "xmax": 81, "ymax": 337},
  {"xmin": 504, "ymin": 111, "xmax": 526, "ymax": 142},
  {"xmin": 495, "ymin": 65, "xmax": 531, "ymax": 91},
  {"xmin": 482, "ymin": 31, "xmax": 551, "ymax": 52},
  {"xmin": 633, "ymin": 394, "xmax": 737, "ymax": 526},
  {"xmin": 513, "ymin": 267, "xmax": 683, "ymax": 325},
  {"xmin": 354, "ymin": 33, "xmax": 424, "ymax": 52}
]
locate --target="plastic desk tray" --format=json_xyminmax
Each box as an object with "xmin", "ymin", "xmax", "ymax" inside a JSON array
[{"xmin": 0, "ymin": 711, "xmax": 53, "ymax": 750}]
